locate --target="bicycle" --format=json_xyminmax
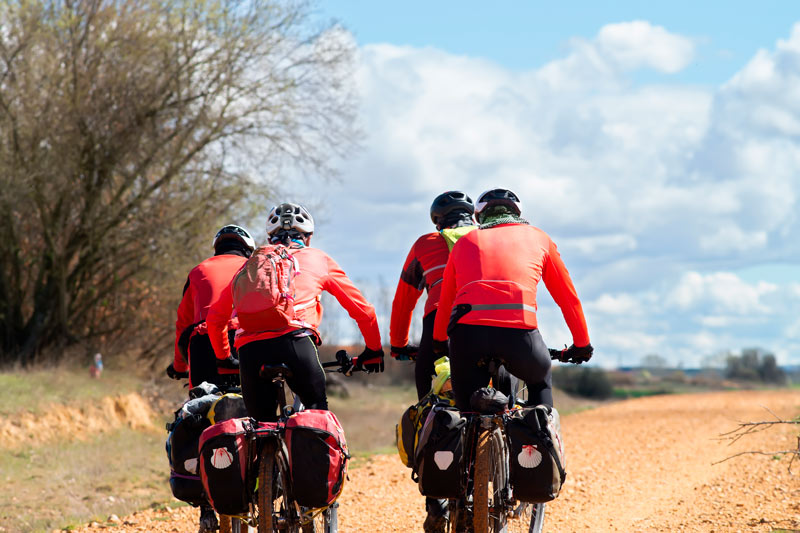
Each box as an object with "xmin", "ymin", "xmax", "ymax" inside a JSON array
[
  {"xmin": 445, "ymin": 347, "xmax": 584, "ymax": 533},
  {"xmin": 217, "ymin": 350, "xmax": 360, "ymax": 533}
]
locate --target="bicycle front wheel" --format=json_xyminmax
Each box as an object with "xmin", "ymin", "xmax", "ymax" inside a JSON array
[{"xmin": 258, "ymin": 441, "xmax": 297, "ymax": 532}]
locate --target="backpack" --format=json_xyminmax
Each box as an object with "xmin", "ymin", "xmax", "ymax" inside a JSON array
[
  {"xmin": 396, "ymin": 394, "xmax": 446, "ymax": 469},
  {"xmin": 285, "ymin": 409, "xmax": 349, "ymax": 509},
  {"xmin": 414, "ymin": 405, "xmax": 467, "ymax": 499},
  {"xmin": 198, "ymin": 417, "xmax": 255, "ymax": 516},
  {"xmin": 232, "ymin": 245, "xmax": 299, "ymax": 332},
  {"xmin": 506, "ymin": 405, "xmax": 566, "ymax": 503}
]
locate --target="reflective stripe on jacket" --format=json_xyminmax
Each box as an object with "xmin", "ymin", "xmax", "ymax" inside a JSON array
[
  {"xmin": 174, "ymin": 254, "xmax": 248, "ymax": 372},
  {"xmin": 206, "ymin": 245, "xmax": 382, "ymax": 358},
  {"xmin": 432, "ymin": 223, "xmax": 590, "ymax": 347},
  {"xmin": 389, "ymin": 227, "xmax": 477, "ymax": 347}
]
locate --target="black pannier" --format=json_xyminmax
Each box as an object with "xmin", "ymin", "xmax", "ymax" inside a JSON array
[
  {"xmin": 506, "ymin": 405, "xmax": 566, "ymax": 503},
  {"xmin": 414, "ymin": 405, "xmax": 467, "ymax": 499}
]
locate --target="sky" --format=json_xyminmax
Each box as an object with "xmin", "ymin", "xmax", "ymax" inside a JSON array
[{"xmin": 278, "ymin": 1, "xmax": 800, "ymax": 368}]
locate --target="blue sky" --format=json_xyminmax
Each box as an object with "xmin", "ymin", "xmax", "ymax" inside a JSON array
[{"xmin": 275, "ymin": 2, "xmax": 800, "ymax": 367}]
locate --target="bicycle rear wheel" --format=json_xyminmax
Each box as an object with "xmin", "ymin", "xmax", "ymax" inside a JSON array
[
  {"xmin": 474, "ymin": 427, "xmax": 509, "ymax": 533},
  {"xmin": 300, "ymin": 505, "xmax": 336, "ymax": 533},
  {"xmin": 258, "ymin": 441, "xmax": 298, "ymax": 532}
]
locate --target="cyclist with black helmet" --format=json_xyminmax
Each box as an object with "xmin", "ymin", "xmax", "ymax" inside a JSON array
[
  {"xmin": 206, "ymin": 202, "xmax": 384, "ymax": 422},
  {"xmin": 390, "ymin": 191, "xmax": 515, "ymax": 533},
  {"xmin": 168, "ymin": 225, "xmax": 255, "ymax": 388},
  {"xmin": 432, "ymin": 188, "xmax": 593, "ymax": 412},
  {"xmin": 167, "ymin": 224, "xmax": 255, "ymax": 533}
]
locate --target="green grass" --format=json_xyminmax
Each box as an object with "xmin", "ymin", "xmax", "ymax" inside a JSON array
[
  {"xmin": 612, "ymin": 387, "xmax": 675, "ymax": 399},
  {"xmin": 0, "ymin": 428, "xmax": 171, "ymax": 532},
  {"xmin": 0, "ymin": 366, "xmax": 143, "ymax": 416}
]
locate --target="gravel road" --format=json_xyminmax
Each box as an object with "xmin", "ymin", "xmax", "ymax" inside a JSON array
[{"xmin": 73, "ymin": 389, "xmax": 799, "ymax": 532}]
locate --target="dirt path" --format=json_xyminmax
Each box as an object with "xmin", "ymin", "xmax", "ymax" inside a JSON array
[{"xmin": 74, "ymin": 389, "xmax": 799, "ymax": 532}]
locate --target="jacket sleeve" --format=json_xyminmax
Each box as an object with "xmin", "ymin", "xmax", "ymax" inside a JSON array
[
  {"xmin": 389, "ymin": 243, "xmax": 424, "ymax": 347},
  {"xmin": 206, "ymin": 280, "xmax": 235, "ymax": 360},
  {"xmin": 542, "ymin": 239, "xmax": 591, "ymax": 347},
  {"xmin": 432, "ymin": 254, "xmax": 457, "ymax": 342},
  {"xmin": 173, "ymin": 277, "xmax": 194, "ymax": 372},
  {"xmin": 322, "ymin": 254, "xmax": 382, "ymax": 351}
]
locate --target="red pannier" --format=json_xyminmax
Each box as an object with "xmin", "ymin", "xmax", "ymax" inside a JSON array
[
  {"xmin": 198, "ymin": 418, "xmax": 254, "ymax": 516},
  {"xmin": 285, "ymin": 410, "xmax": 349, "ymax": 509}
]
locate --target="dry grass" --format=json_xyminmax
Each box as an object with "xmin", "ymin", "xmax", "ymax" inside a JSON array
[{"xmin": 0, "ymin": 428, "xmax": 172, "ymax": 532}]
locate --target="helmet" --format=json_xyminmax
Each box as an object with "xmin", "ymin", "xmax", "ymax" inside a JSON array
[
  {"xmin": 430, "ymin": 190, "xmax": 474, "ymax": 228},
  {"xmin": 475, "ymin": 188, "xmax": 522, "ymax": 219},
  {"xmin": 266, "ymin": 203, "xmax": 315, "ymax": 236},
  {"xmin": 212, "ymin": 225, "xmax": 255, "ymax": 252}
]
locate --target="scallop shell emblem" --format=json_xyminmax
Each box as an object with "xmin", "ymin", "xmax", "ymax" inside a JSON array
[
  {"xmin": 211, "ymin": 447, "xmax": 234, "ymax": 469},
  {"xmin": 184, "ymin": 457, "xmax": 198, "ymax": 474},
  {"xmin": 518, "ymin": 444, "xmax": 543, "ymax": 468}
]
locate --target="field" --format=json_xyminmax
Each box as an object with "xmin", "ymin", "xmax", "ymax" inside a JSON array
[{"xmin": 0, "ymin": 366, "xmax": 797, "ymax": 532}]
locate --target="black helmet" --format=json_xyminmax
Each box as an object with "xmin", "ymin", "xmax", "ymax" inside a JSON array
[
  {"xmin": 430, "ymin": 191, "xmax": 474, "ymax": 229},
  {"xmin": 212, "ymin": 225, "xmax": 256, "ymax": 253},
  {"xmin": 475, "ymin": 188, "xmax": 522, "ymax": 221}
]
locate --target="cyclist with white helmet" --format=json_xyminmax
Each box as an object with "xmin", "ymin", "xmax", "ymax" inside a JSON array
[
  {"xmin": 432, "ymin": 188, "xmax": 593, "ymax": 411},
  {"xmin": 206, "ymin": 202, "xmax": 384, "ymax": 422},
  {"xmin": 169, "ymin": 225, "xmax": 255, "ymax": 388}
]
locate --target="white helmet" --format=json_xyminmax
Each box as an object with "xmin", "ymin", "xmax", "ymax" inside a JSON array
[
  {"xmin": 475, "ymin": 188, "xmax": 522, "ymax": 220},
  {"xmin": 212, "ymin": 225, "xmax": 256, "ymax": 253},
  {"xmin": 266, "ymin": 203, "xmax": 315, "ymax": 236}
]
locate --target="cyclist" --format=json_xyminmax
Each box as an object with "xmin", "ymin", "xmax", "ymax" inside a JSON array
[
  {"xmin": 390, "ymin": 191, "xmax": 518, "ymax": 533},
  {"xmin": 206, "ymin": 202, "xmax": 384, "ymax": 422},
  {"xmin": 432, "ymin": 188, "xmax": 593, "ymax": 412},
  {"xmin": 166, "ymin": 224, "xmax": 255, "ymax": 533},
  {"xmin": 167, "ymin": 225, "xmax": 255, "ymax": 387},
  {"xmin": 390, "ymin": 190, "xmax": 478, "ymax": 399}
]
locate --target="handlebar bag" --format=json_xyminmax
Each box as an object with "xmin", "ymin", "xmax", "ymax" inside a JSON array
[
  {"xmin": 199, "ymin": 417, "xmax": 255, "ymax": 516},
  {"xmin": 506, "ymin": 405, "xmax": 566, "ymax": 503},
  {"xmin": 285, "ymin": 409, "xmax": 349, "ymax": 509},
  {"xmin": 414, "ymin": 405, "xmax": 467, "ymax": 499}
]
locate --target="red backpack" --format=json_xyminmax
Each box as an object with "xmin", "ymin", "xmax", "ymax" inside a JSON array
[
  {"xmin": 232, "ymin": 245, "xmax": 299, "ymax": 331},
  {"xmin": 285, "ymin": 410, "xmax": 349, "ymax": 509}
]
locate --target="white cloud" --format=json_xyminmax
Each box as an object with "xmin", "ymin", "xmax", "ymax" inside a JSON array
[
  {"xmin": 293, "ymin": 20, "xmax": 800, "ymax": 366},
  {"xmin": 596, "ymin": 21, "xmax": 696, "ymax": 73}
]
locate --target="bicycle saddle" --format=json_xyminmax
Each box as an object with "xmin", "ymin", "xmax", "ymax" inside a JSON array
[{"xmin": 259, "ymin": 363, "xmax": 293, "ymax": 380}]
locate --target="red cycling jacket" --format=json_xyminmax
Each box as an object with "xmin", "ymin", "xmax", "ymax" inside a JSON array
[
  {"xmin": 432, "ymin": 223, "xmax": 590, "ymax": 347},
  {"xmin": 389, "ymin": 228, "xmax": 477, "ymax": 347},
  {"xmin": 174, "ymin": 254, "xmax": 248, "ymax": 372},
  {"xmin": 206, "ymin": 244, "xmax": 382, "ymax": 359}
]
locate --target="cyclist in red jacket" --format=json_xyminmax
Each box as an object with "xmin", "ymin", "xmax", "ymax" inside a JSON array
[
  {"xmin": 206, "ymin": 202, "xmax": 384, "ymax": 422},
  {"xmin": 432, "ymin": 188, "xmax": 593, "ymax": 411},
  {"xmin": 167, "ymin": 225, "xmax": 255, "ymax": 387},
  {"xmin": 390, "ymin": 190, "xmax": 478, "ymax": 398}
]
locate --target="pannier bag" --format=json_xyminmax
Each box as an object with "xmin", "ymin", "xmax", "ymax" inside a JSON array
[
  {"xmin": 414, "ymin": 405, "xmax": 467, "ymax": 499},
  {"xmin": 396, "ymin": 394, "xmax": 441, "ymax": 469},
  {"xmin": 285, "ymin": 409, "xmax": 349, "ymax": 509},
  {"xmin": 232, "ymin": 244, "xmax": 300, "ymax": 331},
  {"xmin": 506, "ymin": 405, "xmax": 566, "ymax": 503},
  {"xmin": 199, "ymin": 417, "xmax": 254, "ymax": 516},
  {"xmin": 165, "ymin": 387, "xmax": 220, "ymax": 506},
  {"xmin": 169, "ymin": 471, "xmax": 206, "ymax": 507}
]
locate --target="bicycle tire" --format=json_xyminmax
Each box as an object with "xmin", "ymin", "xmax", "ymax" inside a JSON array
[
  {"xmin": 529, "ymin": 503, "xmax": 545, "ymax": 533},
  {"xmin": 300, "ymin": 507, "xmax": 332, "ymax": 533},
  {"xmin": 258, "ymin": 442, "xmax": 297, "ymax": 532},
  {"xmin": 488, "ymin": 427, "xmax": 509, "ymax": 533},
  {"xmin": 474, "ymin": 429, "xmax": 491, "ymax": 532},
  {"xmin": 220, "ymin": 516, "xmax": 244, "ymax": 533}
]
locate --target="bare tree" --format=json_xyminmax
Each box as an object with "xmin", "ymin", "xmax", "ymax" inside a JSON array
[
  {"xmin": 0, "ymin": 0, "xmax": 357, "ymax": 364},
  {"xmin": 714, "ymin": 407, "xmax": 800, "ymax": 473}
]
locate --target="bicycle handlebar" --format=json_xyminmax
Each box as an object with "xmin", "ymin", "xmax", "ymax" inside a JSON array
[
  {"xmin": 321, "ymin": 350, "xmax": 364, "ymax": 374},
  {"xmin": 548, "ymin": 346, "xmax": 590, "ymax": 365}
]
